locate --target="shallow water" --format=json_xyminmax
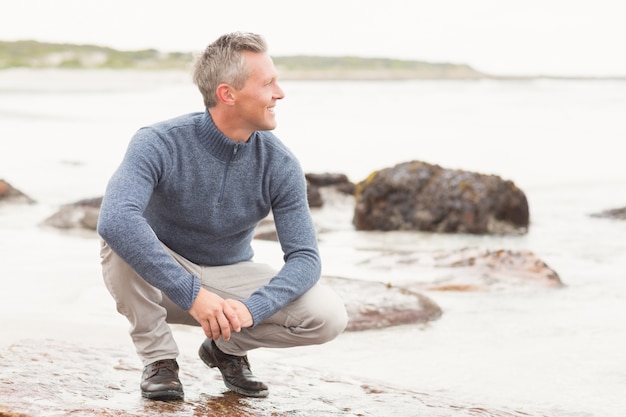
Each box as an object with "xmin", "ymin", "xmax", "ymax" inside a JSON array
[{"xmin": 1, "ymin": 69, "xmax": 625, "ymax": 416}]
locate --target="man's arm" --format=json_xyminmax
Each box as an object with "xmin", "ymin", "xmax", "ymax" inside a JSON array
[
  {"xmin": 97, "ymin": 129, "xmax": 201, "ymax": 310},
  {"xmin": 241, "ymin": 162, "xmax": 321, "ymax": 325},
  {"xmin": 99, "ymin": 128, "xmax": 246, "ymax": 341}
]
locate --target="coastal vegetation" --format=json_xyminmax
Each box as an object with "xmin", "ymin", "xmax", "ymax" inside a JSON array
[{"xmin": 0, "ymin": 40, "xmax": 486, "ymax": 80}]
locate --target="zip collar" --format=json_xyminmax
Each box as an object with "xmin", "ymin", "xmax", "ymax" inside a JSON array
[{"xmin": 196, "ymin": 110, "xmax": 252, "ymax": 163}]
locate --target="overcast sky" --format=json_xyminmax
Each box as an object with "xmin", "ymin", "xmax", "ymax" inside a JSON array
[{"xmin": 2, "ymin": 0, "xmax": 625, "ymax": 76}]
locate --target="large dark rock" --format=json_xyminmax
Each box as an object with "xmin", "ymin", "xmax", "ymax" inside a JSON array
[{"xmin": 353, "ymin": 161, "xmax": 529, "ymax": 234}]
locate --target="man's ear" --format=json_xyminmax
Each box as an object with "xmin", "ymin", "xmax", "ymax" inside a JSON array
[{"xmin": 216, "ymin": 84, "xmax": 236, "ymax": 106}]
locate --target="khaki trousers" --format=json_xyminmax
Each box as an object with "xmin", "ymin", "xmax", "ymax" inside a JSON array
[{"xmin": 100, "ymin": 240, "xmax": 348, "ymax": 366}]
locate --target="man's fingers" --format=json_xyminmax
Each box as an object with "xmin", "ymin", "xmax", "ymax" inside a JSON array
[
  {"xmin": 209, "ymin": 318, "xmax": 222, "ymax": 341},
  {"xmin": 201, "ymin": 320, "xmax": 213, "ymax": 340},
  {"xmin": 217, "ymin": 313, "xmax": 231, "ymax": 341},
  {"xmin": 223, "ymin": 303, "xmax": 242, "ymax": 332}
]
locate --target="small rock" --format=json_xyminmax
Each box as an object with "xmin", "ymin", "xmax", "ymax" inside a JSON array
[
  {"xmin": 0, "ymin": 179, "xmax": 36, "ymax": 204},
  {"xmin": 590, "ymin": 206, "xmax": 626, "ymax": 220},
  {"xmin": 41, "ymin": 196, "xmax": 102, "ymax": 230}
]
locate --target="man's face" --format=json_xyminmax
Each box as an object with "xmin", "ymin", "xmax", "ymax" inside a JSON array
[{"xmin": 233, "ymin": 51, "xmax": 285, "ymax": 133}]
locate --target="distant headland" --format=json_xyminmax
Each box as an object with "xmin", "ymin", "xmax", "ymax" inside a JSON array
[{"xmin": 0, "ymin": 40, "xmax": 623, "ymax": 81}]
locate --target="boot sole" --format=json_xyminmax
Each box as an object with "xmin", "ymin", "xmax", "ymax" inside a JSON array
[{"xmin": 141, "ymin": 389, "xmax": 184, "ymax": 401}]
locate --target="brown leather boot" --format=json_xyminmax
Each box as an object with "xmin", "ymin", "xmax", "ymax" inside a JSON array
[
  {"xmin": 140, "ymin": 359, "xmax": 184, "ymax": 401},
  {"xmin": 198, "ymin": 339, "xmax": 269, "ymax": 397}
]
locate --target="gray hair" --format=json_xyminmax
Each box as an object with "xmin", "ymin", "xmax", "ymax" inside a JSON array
[{"xmin": 193, "ymin": 32, "xmax": 268, "ymax": 109}]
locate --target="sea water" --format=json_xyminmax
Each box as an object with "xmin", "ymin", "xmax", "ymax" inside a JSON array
[{"xmin": 1, "ymin": 69, "xmax": 625, "ymax": 416}]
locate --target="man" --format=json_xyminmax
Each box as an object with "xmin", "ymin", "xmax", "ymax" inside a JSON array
[{"xmin": 97, "ymin": 32, "xmax": 348, "ymax": 401}]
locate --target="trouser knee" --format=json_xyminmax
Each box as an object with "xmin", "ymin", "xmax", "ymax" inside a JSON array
[
  {"xmin": 297, "ymin": 285, "xmax": 348, "ymax": 345},
  {"xmin": 315, "ymin": 304, "xmax": 349, "ymax": 344}
]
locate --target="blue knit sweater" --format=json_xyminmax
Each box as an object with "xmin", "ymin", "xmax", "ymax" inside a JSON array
[{"xmin": 97, "ymin": 111, "xmax": 321, "ymax": 325}]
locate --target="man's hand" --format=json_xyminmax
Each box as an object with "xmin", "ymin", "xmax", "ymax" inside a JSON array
[
  {"xmin": 225, "ymin": 299, "xmax": 254, "ymax": 328},
  {"xmin": 189, "ymin": 287, "xmax": 241, "ymax": 341}
]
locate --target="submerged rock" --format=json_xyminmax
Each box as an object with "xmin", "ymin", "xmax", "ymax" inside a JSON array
[
  {"xmin": 323, "ymin": 276, "xmax": 442, "ymax": 331},
  {"xmin": 0, "ymin": 339, "xmax": 550, "ymax": 417},
  {"xmin": 355, "ymin": 247, "xmax": 563, "ymax": 292},
  {"xmin": 423, "ymin": 247, "xmax": 563, "ymax": 291}
]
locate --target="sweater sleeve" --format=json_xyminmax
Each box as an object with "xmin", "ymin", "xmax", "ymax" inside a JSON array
[
  {"xmin": 97, "ymin": 128, "xmax": 201, "ymax": 310},
  {"xmin": 242, "ymin": 158, "xmax": 321, "ymax": 325}
]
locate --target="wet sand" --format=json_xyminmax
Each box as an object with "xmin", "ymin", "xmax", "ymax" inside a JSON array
[{"xmin": 1, "ymin": 336, "xmax": 546, "ymax": 417}]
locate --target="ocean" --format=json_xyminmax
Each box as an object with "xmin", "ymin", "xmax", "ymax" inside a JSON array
[{"xmin": 1, "ymin": 69, "xmax": 625, "ymax": 416}]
